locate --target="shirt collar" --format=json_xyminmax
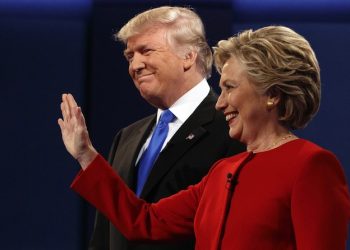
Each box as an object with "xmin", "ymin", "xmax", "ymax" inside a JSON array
[{"xmin": 157, "ymin": 78, "xmax": 210, "ymax": 123}]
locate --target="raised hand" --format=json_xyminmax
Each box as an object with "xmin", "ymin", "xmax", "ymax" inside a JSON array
[{"xmin": 58, "ymin": 93, "xmax": 97, "ymax": 170}]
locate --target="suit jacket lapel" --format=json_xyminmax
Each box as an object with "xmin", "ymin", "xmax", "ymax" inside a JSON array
[
  {"xmin": 140, "ymin": 90, "xmax": 218, "ymax": 198},
  {"xmin": 113, "ymin": 115, "xmax": 156, "ymax": 189}
]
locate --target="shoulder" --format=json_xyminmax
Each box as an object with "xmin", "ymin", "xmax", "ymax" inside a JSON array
[
  {"xmin": 289, "ymin": 139, "xmax": 339, "ymax": 164},
  {"xmin": 123, "ymin": 114, "xmax": 155, "ymax": 130},
  {"xmin": 287, "ymin": 139, "xmax": 345, "ymax": 184},
  {"xmin": 267, "ymin": 138, "xmax": 338, "ymax": 163},
  {"xmin": 108, "ymin": 114, "xmax": 155, "ymax": 150},
  {"xmin": 114, "ymin": 114, "xmax": 155, "ymax": 138}
]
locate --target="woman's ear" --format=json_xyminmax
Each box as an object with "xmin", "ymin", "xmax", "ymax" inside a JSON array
[
  {"xmin": 266, "ymin": 95, "xmax": 280, "ymax": 110},
  {"xmin": 265, "ymin": 87, "xmax": 282, "ymax": 110},
  {"xmin": 183, "ymin": 51, "xmax": 197, "ymax": 71}
]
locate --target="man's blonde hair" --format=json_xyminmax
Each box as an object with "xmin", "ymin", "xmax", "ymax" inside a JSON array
[{"xmin": 116, "ymin": 6, "xmax": 212, "ymax": 78}]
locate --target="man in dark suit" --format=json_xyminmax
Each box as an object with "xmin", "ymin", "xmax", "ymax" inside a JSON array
[{"xmin": 77, "ymin": 6, "xmax": 244, "ymax": 250}]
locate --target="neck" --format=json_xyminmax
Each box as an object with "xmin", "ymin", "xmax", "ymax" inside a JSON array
[
  {"xmin": 246, "ymin": 127, "xmax": 296, "ymax": 153},
  {"xmin": 160, "ymin": 71, "xmax": 204, "ymax": 109}
]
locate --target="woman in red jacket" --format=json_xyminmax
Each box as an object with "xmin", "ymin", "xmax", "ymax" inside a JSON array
[{"xmin": 58, "ymin": 25, "xmax": 350, "ymax": 249}]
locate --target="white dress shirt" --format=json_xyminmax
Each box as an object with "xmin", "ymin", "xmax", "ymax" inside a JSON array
[{"xmin": 135, "ymin": 79, "xmax": 210, "ymax": 164}]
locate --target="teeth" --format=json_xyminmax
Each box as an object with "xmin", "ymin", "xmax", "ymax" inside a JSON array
[{"xmin": 226, "ymin": 113, "xmax": 237, "ymax": 121}]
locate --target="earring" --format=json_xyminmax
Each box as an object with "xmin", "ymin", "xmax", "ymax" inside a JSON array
[{"xmin": 267, "ymin": 100, "xmax": 274, "ymax": 109}]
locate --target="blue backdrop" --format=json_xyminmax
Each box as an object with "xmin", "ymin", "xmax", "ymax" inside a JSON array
[{"xmin": 1, "ymin": 0, "xmax": 349, "ymax": 249}]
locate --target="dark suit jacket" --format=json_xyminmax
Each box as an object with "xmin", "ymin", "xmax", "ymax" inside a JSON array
[{"xmin": 88, "ymin": 90, "xmax": 245, "ymax": 250}]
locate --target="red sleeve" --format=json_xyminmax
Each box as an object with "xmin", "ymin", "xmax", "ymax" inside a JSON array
[
  {"xmin": 291, "ymin": 150, "xmax": 350, "ymax": 250},
  {"xmin": 70, "ymin": 154, "xmax": 206, "ymax": 242}
]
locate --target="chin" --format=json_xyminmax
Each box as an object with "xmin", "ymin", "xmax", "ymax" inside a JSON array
[
  {"xmin": 229, "ymin": 131, "xmax": 238, "ymax": 140},
  {"xmin": 143, "ymin": 95, "xmax": 163, "ymax": 108},
  {"xmin": 229, "ymin": 129, "xmax": 242, "ymax": 141},
  {"xmin": 139, "ymin": 87, "xmax": 155, "ymax": 99}
]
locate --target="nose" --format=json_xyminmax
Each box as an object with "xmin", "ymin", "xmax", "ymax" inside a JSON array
[
  {"xmin": 129, "ymin": 52, "xmax": 145, "ymax": 74},
  {"xmin": 215, "ymin": 91, "xmax": 227, "ymax": 111}
]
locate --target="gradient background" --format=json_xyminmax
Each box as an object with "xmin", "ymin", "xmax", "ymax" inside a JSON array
[{"xmin": 1, "ymin": 0, "xmax": 349, "ymax": 249}]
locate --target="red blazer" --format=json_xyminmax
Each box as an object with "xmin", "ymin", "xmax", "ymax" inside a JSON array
[{"xmin": 71, "ymin": 139, "xmax": 350, "ymax": 250}]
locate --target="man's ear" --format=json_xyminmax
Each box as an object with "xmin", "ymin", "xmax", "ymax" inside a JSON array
[{"xmin": 183, "ymin": 51, "xmax": 197, "ymax": 71}]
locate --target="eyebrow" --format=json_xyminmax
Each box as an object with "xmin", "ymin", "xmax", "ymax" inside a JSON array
[
  {"xmin": 125, "ymin": 43, "xmax": 149, "ymax": 53},
  {"xmin": 220, "ymin": 79, "xmax": 231, "ymax": 86},
  {"xmin": 221, "ymin": 78, "xmax": 239, "ymax": 88}
]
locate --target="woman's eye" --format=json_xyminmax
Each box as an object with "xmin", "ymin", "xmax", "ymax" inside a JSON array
[{"xmin": 225, "ymin": 84, "xmax": 235, "ymax": 90}]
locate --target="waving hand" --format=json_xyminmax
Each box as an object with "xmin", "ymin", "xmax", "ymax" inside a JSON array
[{"xmin": 58, "ymin": 93, "xmax": 97, "ymax": 170}]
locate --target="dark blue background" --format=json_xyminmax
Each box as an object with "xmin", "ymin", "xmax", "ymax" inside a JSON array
[{"xmin": 1, "ymin": 0, "xmax": 349, "ymax": 249}]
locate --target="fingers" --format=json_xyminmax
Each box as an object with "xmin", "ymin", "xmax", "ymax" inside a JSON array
[
  {"xmin": 57, "ymin": 118, "xmax": 64, "ymax": 130},
  {"xmin": 60, "ymin": 93, "xmax": 80, "ymax": 122},
  {"xmin": 59, "ymin": 93, "xmax": 87, "ymax": 132},
  {"xmin": 61, "ymin": 93, "xmax": 70, "ymax": 121},
  {"xmin": 60, "ymin": 101, "xmax": 68, "ymax": 122},
  {"xmin": 67, "ymin": 93, "xmax": 78, "ymax": 109},
  {"xmin": 75, "ymin": 106, "xmax": 87, "ymax": 129}
]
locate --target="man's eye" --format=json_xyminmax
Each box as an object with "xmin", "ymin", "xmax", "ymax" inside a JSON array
[
  {"xmin": 124, "ymin": 53, "xmax": 133, "ymax": 62},
  {"xmin": 143, "ymin": 49, "xmax": 153, "ymax": 55}
]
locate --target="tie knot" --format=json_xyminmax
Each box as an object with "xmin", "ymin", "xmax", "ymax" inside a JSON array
[{"xmin": 159, "ymin": 109, "xmax": 175, "ymax": 125}]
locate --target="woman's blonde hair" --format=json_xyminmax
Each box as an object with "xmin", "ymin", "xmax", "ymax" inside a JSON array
[
  {"xmin": 116, "ymin": 6, "xmax": 212, "ymax": 78},
  {"xmin": 214, "ymin": 26, "xmax": 321, "ymax": 129}
]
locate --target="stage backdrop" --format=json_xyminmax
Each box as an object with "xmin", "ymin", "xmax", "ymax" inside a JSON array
[{"xmin": 1, "ymin": 0, "xmax": 349, "ymax": 249}]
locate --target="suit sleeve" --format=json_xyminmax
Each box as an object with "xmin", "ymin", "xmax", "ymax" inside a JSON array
[
  {"xmin": 71, "ymin": 154, "xmax": 205, "ymax": 242},
  {"xmin": 88, "ymin": 131, "xmax": 121, "ymax": 250},
  {"xmin": 291, "ymin": 150, "xmax": 350, "ymax": 250},
  {"xmin": 88, "ymin": 210, "xmax": 110, "ymax": 250}
]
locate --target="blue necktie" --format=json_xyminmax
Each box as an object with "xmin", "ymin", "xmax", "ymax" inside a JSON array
[{"xmin": 136, "ymin": 110, "xmax": 175, "ymax": 197}]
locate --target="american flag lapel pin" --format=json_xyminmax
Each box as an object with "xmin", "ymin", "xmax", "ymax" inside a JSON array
[{"xmin": 186, "ymin": 133, "xmax": 195, "ymax": 140}]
